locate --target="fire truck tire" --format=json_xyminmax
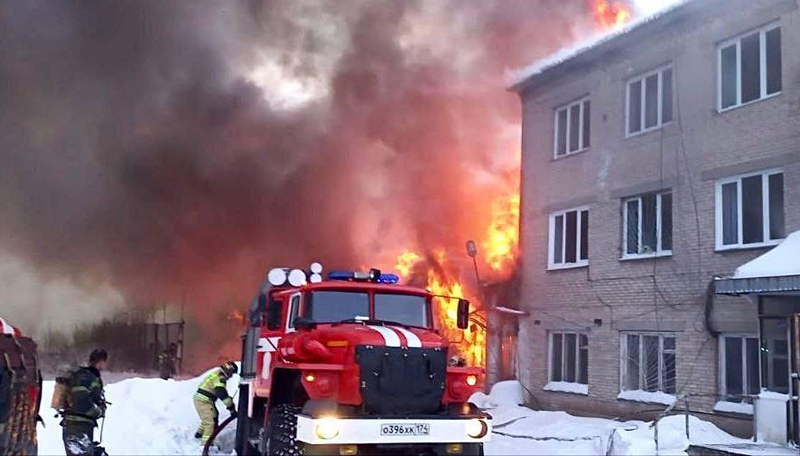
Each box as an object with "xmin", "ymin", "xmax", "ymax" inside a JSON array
[{"xmin": 266, "ymin": 404, "xmax": 303, "ymax": 456}]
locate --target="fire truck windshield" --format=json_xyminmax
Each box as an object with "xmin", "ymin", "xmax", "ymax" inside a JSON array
[
  {"xmin": 306, "ymin": 291, "xmax": 369, "ymax": 323},
  {"xmin": 374, "ymin": 294, "xmax": 429, "ymax": 328},
  {"xmin": 305, "ymin": 291, "xmax": 431, "ymax": 328}
]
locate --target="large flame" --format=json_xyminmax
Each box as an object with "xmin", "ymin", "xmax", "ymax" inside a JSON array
[
  {"xmin": 483, "ymin": 193, "xmax": 520, "ymax": 272},
  {"xmin": 591, "ymin": 0, "xmax": 632, "ymax": 29}
]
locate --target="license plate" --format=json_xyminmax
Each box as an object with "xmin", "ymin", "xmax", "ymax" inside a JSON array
[{"xmin": 380, "ymin": 423, "xmax": 430, "ymax": 436}]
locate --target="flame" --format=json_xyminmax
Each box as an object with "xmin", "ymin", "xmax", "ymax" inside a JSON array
[
  {"xmin": 395, "ymin": 251, "xmax": 421, "ymax": 277},
  {"xmin": 483, "ymin": 193, "xmax": 520, "ymax": 272},
  {"xmin": 227, "ymin": 310, "xmax": 245, "ymax": 325},
  {"xmin": 591, "ymin": 0, "xmax": 631, "ymax": 29},
  {"xmin": 426, "ymin": 257, "xmax": 485, "ymax": 368}
]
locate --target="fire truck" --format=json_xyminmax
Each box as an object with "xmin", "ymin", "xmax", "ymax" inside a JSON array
[
  {"xmin": 0, "ymin": 316, "xmax": 41, "ymax": 455},
  {"xmin": 234, "ymin": 265, "xmax": 490, "ymax": 456}
]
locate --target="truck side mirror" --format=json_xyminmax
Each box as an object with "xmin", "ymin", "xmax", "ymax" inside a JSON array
[
  {"xmin": 457, "ymin": 299, "xmax": 470, "ymax": 330},
  {"xmin": 266, "ymin": 296, "xmax": 282, "ymax": 330}
]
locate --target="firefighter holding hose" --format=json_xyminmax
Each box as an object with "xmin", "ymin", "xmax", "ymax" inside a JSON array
[{"xmin": 193, "ymin": 361, "xmax": 238, "ymax": 446}]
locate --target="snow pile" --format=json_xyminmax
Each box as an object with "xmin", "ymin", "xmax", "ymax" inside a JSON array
[
  {"xmin": 510, "ymin": 0, "xmax": 689, "ymax": 86},
  {"xmin": 734, "ymin": 230, "xmax": 800, "ymax": 278},
  {"xmin": 39, "ymin": 369, "xmax": 239, "ymax": 455},
  {"xmin": 469, "ymin": 380, "xmax": 524, "ymax": 409},
  {"xmin": 617, "ymin": 389, "xmax": 676, "ymax": 406}
]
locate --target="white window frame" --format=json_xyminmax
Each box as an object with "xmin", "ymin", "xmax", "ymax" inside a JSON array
[
  {"xmin": 286, "ymin": 293, "xmax": 301, "ymax": 332},
  {"xmin": 547, "ymin": 331, "xmax": 589, "ymax": 385},
  {"xmin": 718, "ymin": 334, "xmax": 760, "ymax": 402},
  {"xmin": 553, "ymin": 96, "xmax": 590, "ymax": 159},
  {"xmin": 714, "ymin": 168, "xmax": 784, "ymax": 251},
  {"xmin": 620, "ymin": 332, "xmax": 677, "ymax": 394},
  {"xmin": 622, "ymin": 191, "xmax": 673, "ymax": 260},
  {"xmin": 717, "ymin": 22, "xmax": 781, "ymax": 112},
  {"xmin": 625, "ymin": 64, "xmax": 673, "ymax": 137},
  {"xmin": 547, "ymin": 206, "xmax": 589, "ymax": 270}
]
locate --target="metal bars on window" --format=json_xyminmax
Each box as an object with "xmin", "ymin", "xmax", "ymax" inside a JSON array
[{"xmin": 621, "ymin": 332, "xmax": 676, "ymax": 394}]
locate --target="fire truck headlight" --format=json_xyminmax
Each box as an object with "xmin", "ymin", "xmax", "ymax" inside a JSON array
[
  {"xmin": 465, "ymin": 375, "xmax": 478, "ymax": 386},
  {"xmin": 310, "ymin": 262, "xmax": 323, "ymax": 274},
  {"xmin": 315, "ymin": 418, "xmax": 340, "ymax": 440},
  {"xmin": 268, "ymin": 268, "xmax": 288, "ymax": 286},
  {"xmin": 465, "ymin": 419, "xmax": 489, "ymax": 439},
  {"xmin": 288, "ymin": 269, "xmax": 307, "ymax": 286}
]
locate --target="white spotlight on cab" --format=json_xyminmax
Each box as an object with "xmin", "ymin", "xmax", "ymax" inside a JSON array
[
  {"xmin": 268, "ymin": 268, "xmax": 288, "ymax": 286},
  {"xmin": 288, "ymin": 269, "xmax": 307, "ymax": 287}
]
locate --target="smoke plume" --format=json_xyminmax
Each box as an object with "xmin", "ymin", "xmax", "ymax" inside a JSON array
[{"xmin": 0, "ymin": 0, "xmax": 604, "ymax": 340}]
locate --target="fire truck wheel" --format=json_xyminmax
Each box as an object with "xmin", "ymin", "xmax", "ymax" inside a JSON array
[{"xmin": 266, "ymin": 404, "xmax": 303, "ymax": 456}]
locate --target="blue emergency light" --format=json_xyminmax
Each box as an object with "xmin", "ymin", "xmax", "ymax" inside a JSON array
[{"xmin": 327, "ymin": 270, "xmax": 399, "ymax": 284}]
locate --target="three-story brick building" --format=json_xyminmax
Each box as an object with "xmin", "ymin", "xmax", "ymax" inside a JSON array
[{"xmin": 511, "ymin": 0, "xmax": 800, "ymax": 435}]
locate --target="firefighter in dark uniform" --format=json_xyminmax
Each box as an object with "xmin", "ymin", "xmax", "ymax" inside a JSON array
[
  {"xmin": 193, "ymin": 361, "xmax": 238, "ymax": 445},
  {"xmin": 62, "ymin": 349, "xmax": 108, "ymax": 456}
]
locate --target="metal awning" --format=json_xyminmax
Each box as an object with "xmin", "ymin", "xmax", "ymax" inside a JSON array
[{"xmin": 715, "ymin": 274, "xmax": 800, "ymax": 295}]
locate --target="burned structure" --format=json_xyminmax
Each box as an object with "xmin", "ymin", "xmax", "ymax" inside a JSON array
[{"xmin": 512, "ymin": 0, "xmax": 800, "ymax": 437}]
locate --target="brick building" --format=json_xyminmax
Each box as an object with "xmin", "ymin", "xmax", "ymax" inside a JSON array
[{"xmin": 511, "ymin": 0, "xmax": 800, "ymax": 435}]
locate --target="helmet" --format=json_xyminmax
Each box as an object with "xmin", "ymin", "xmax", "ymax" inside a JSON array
[{"xmin": 221, "ymin": 361, "xmax": 238, "ymax": 377}]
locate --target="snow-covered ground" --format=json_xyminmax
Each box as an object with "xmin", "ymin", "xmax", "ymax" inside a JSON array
[{"xmin": 38, "ymin": 374, "xmax": 749, "ymax": 455}]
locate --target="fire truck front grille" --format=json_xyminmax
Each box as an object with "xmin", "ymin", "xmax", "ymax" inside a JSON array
[{"xmin": 356, "ymin": 345, "xmax": 447, "ymax": 415}]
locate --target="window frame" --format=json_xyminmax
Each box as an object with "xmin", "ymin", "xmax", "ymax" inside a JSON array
[
  {"xmin": 553, "ymin": 96, "xmax": 591, "ymax": 159},
  {"xmin": 621, "ymin": 191, "xmax": 673, "ymax": 260},
  {"xmin": 625, "ymin": 64, "xmax": 674, "ymax": 137},
  {"xmin": 717, "ymin": 22, "xmax": 781, "ymax": 112},
  {"xmin": 619, "ymin": 332, "xmax": 677, "ymax": 394},
  {"xmin": 548, "ymin": 331, "xmax": 589, "ymax": 385},
  {"xmin": 286, "ymin": 293, "xmax": 301, "ymax": 332},
  {"xmin": 718, "ymin": 334, "xmax": 760, "ymax": 402},
  {"xmin": 714, "ymin": 168, "xmax": 784, "ymax": 251},
  {"xmin": 547, "ymin": 206, "xmax": 590, "ymax": 270}
]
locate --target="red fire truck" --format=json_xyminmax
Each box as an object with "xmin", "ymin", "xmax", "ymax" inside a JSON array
[
  {"xmin": 234, "ymin": 265, "xmax": 490, "ymax": 456},
  {"xmin": 0, "ymin": 316, "xmax": 42, "ymax": 455}
]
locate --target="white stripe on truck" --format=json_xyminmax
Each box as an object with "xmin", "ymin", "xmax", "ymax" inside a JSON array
[
  {"xmin": 391, "ymin": 326, "xmax": 422, "ymax": 348},
  {"xmin": 365, "ymin": 325, "xmax": 401, "ymax": 347}
]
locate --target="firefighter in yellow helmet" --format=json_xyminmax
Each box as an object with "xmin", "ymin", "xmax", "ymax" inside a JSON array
[{"xmin": 193, "ymin": 362, "xmax": 238, "ymax": 444}]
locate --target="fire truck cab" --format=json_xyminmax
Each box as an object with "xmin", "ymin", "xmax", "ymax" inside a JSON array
[{"xmin": 235, "ymin": 265, "xmax": 490, "ymax": 456}]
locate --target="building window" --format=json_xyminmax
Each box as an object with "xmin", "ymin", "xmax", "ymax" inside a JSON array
[
  {"xmin": 621, "ymin": 333, "xmax": 676, "ymax": 394},
  {"xmin": 623, "ymin": 191, "xmax": 672, "ymax": 258},
  {"xmin": 548, "ymin": 207, "xmax": 589, "ymax": 269},
  {"xmin": 554, "ymin": 97, "xmax": 591, "ymax": 158},
  {"xmin": 718, "ymin": 23, "xmax": 781, "ymax": 111},
  {"xmin": 626, "ymin": 66, "xmax": 673, "ymax": 136},
  {"xmin": 719, "ymin": 335, "xmax": 760, "ymax": 402},
  {"xmin": 549, "ymin": 332, "xmax": 589, "ymax": 384},
  {"xmin": 715, "ymin": 169, "xmax": 784, "ymax": 250}
]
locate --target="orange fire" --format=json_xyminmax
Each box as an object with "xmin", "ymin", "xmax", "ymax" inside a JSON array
[
  {"xmin": 483, "ymin": 193, "xmax": 520, "ymax": 272},
  {"xmin": 591, "ymin": 0, "xmax": 631, "ymax": 29},
  {"xmin": 391, "ymin": 188, "xmax": 521, "ymax": 368}
]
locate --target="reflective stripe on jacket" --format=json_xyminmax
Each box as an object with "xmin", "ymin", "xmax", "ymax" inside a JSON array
[{"xmin": 196, "ymin": 369, "xmax": 233, "ymax": 409}]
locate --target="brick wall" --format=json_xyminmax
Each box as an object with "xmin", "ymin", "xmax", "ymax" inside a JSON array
[{"xmin": 516, "ymin": 0, "xmax": 800, "ymax": 436}]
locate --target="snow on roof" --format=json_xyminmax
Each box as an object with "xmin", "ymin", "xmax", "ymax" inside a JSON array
[
  {"xmin": 0, "ymin": 316, "xmax": 22, "ymax": 337},
  {"xmin": 510, "ymin": 0, "xmax": 690, "ymax": 89},
  {"xmin": 733, "ymin": 230, "xmax": 800, "ymax": 279}
]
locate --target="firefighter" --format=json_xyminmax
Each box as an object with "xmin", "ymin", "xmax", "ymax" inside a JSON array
[
  {"xmin": 193, "ymin": 361, "xmax": 238, "ymax": 445},
  {"xmin": 61, "ymin": 348, "xmax": 108, "ymax": 456}
]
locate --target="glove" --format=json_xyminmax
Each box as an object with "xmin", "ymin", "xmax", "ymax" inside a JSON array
[{"xmin": 230, "ymin": 409, "xmax": 238, "ymax": 418}]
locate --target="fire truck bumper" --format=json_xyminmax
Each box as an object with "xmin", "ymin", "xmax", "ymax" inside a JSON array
[{"xmin": 296, "ymin": 414, "xmax": 491, "ymax": 445}]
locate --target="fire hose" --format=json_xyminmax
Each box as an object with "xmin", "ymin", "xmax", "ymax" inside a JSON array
[{"xmin": 202, "ymin": 415, "xmax": 237, "ymax": 456}]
